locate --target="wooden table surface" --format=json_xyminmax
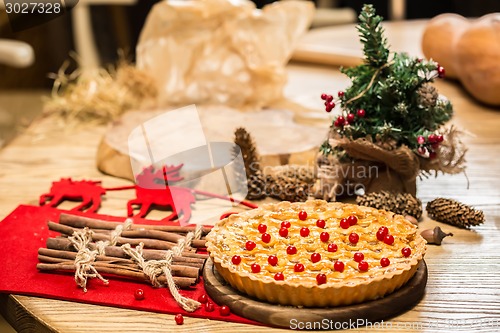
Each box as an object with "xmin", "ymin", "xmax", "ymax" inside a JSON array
[{"xmin": 1, "ymin": 21, "xmax": 500, "ymax": 332}]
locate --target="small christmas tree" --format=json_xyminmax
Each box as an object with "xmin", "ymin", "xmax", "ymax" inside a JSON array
[{"xmin": 315, "ymin": 4, "xmax": 466, "ymax": 200}]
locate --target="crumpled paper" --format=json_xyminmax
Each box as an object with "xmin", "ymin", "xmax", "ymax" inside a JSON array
[{"xmin": 136, "ymin": 0, "xmax": 314, "ymax": 109}]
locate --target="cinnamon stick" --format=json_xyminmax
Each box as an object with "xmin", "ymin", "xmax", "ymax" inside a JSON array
[
  {"xmin": 59, "ymin": 213, "xmax": 211, "ymax": 235},
  {"xmin": 36, "ymin": 263, "xmax": 196, "ymax": 288}
]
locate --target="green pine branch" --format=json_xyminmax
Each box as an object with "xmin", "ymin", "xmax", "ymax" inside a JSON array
[{"xmin": 357, "ymin": 4, "xmax": 389, "ymax": 67}]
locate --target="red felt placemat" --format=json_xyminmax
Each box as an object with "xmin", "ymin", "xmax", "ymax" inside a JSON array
[{"xmin": 0, "ymin": 205, "xmax": 258, "ymax": 325}]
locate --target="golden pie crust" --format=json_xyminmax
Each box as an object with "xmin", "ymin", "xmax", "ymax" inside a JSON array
[{"xmin": 206, "ymin": 200, "xmax": 426, "ymax": 307}]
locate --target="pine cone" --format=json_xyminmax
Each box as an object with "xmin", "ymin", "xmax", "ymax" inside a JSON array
[
  {"xmin": 426, "ymin": 198, "xmax": 484, "ymax": 228},
  {"xmin": 246, "ymin": 171, "xmax": 267, "ymax": 200},
  {"xmin": 356, "ymin": 191, "xmax": 422, "ymax": 219},
  {"xmin": 265, "ymin": 175, "xmax": 309, "ymax": 202},
  {"xmin": 234, "ymin": 128, "xmax": 261, "ymax": 177},
  {"xmin": 416, "ymin": 83, "xmax": 438, "ymax": 108}
]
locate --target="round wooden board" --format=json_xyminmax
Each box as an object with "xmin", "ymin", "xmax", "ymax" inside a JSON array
[{"xmin": 204, "ymin": 258, "xmax": 427, "ymax": 329}]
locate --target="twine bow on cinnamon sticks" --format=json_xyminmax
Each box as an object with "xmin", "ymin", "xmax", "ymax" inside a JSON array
[{"xmin": 37, "ymin": 214, "xmax": 209, "ymax": 311}]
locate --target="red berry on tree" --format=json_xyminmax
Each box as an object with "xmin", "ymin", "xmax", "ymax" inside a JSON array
[
  {"xmin": 258, "ymin": 224, "xmax": 267, "ymax": 233},
  {"xmin": 219, "ymin": 305, "xmax": 231, "ymax": 316},
  {"xmin": 316, "ymin": 273, "xmax": 327, "ymax": 285},
  {"xmin": 316, "ymin": 219, "xmax": 326, "ymax": 228},
  {"xmin": 300, "ymin": 227, "xmax": 310, "ymax": 237},
  {"xmin": 274, "ymin": 272, "xmax": 285, "ymax": 281},
  {"xmin": 298, "ymin": 211, "xmax": 308, "ymax": 220},
  {"xmin": 376, "ymin": 226, "xmax": 389, "ymax": 241},
  {"xmin": 326, "ymin": 95, "xmax": 334, "ymax": 102},
  {"xmin": 347, "ymin": 113, "xmax": 355, "ymax": 123},
  {"xmin": 268, "ymin": 255, "xmax": 278, "ymax": 266},
  {"xmin": 417, "ymin": 147, "xmax": 427, "ymax": 155},
  {"xmin": 311, "ymin": 253, "xmax": 321, "ymax": 263},
  {"xmin": 232, "ymin": 255, "xmax": 242, "ymax": 265},
  {"xmin": 334, "ymin": 260, "xmax": 345, "ymax": 272},
  {"xmin": 328, "ymin": 243, "xmax": 338, "ymax": 252},
  {"xmin": 429, "ymin": 151, "xmax": 437, "ymax": 159},
  {"xmin": 417, "ymin": 135, "xmax": 426, "ymax": 145},
  {"xmin": 279, "ymin": 227, "xmax": 289, "ymax": 237},
  {"xmin": 347, "ymin": 215, "xmax": 358, "ymax": 226},
  {"xmin": 340, "ymin": 218, "xmax": 350, "ymax": 229},
  {"xmin": 338, "ymin": 91, "xmax": 345, "ymax": 98},
  {"xmin": 134, "ymin": 289, "xmax": 145, "ymax": 300},
  {"xmin": 353, "ymin": 252, "xmax": 364, "ymax": 262},
  {"xmin": 336, "ymin": 116, "xmax": 345, "ymax": 126},
  {"xmin": 380, "ymin": 257, "xmax": 390, "ymax": 267},
  {"xmin": 349, "ymin": 233, "xmax": 359, "ymax": 244},
  {"xmin": 251, "ymin": 263, "xmax": 261, "ymax": 273},
  {"xmin": 198, "ymin": 294, "xmax": 208, "ymax": 304},
  {"xmin": 175, "ymin": 314, "xmax": 184, "ymax": 325},
  {"xmin": 245, "ymin": 241, "xmax": 256, "ymax": 251},
  {"xmin": 294, "ymin": 263, "xmax": 305, "ymax": 272},
  {"xmin": 358, "ymin": 260, "xmax": 369, "ymax": 271},
  {"xmin": 384, "ymin": 234, "xmax": 395, "ymax": 245},
  {"xmin": 321, "ymin": 93, "xmax": 328, "ymax": 100},
  {"xmin": 437, "ymin": 134, "xmax": 444, "ymax": 143},
  {"xmin": 428, "ymin": 134, "xmax": 437, "ymax": 143},
  {"xmin": 402, "ymin": 247, "xmax": 412, "ymax": 257},
  {"xmin": 286, "ymin": 245, "xmax": 297, "ymax": 255},
  {"xmin": 437, "ymin": 66, "xmax": 446, "ymax": 78},
  {"xmin": 205, "ymin": 302, "xmax": 214, "ymax": 312},
  {"xmin": 261, "ymin": 233, "xmax": 271, "ymax": 243},
  {"xmin": 356, "ymin": 109, "xmax": 366, "ymax": 118},
  {"xmin": 320, "ymin": 232, "xmax": 330, "ymax": 242},
  {"xmin": 281, "ymin": 221, "xmax": 291, "ymax": 229}
]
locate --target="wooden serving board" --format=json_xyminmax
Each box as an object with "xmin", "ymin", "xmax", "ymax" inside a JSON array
[{"xmin": 204, "ymin": 258, "xmax": 427, "ymax": 329}]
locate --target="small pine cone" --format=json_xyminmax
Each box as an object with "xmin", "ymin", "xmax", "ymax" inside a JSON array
[
  {"xmin": 266, "ymin": 175, "xmax": 309, "ymax": 202},
  {"xmin": 246, "ymin": 171, "xmax": 266, "ymax": 200},
  {"xmin": 416, "ymin": 83, "xmax": 438, "ymax": 108},
  {"xmin": 356, "ymin": 191, "xmax": 422, "ymax": 219},
  {"xmin": 426, "ymin": 198, "xmax": 484, "ymax": 229}
]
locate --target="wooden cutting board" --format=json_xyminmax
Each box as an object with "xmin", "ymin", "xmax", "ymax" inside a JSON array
[{"xmin": 204, "ymin": 258, "xmax": 427, "ymax": 329}]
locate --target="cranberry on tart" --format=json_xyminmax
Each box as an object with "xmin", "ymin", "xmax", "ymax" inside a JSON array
[{"xmin": 206, "ymin": 200, "xmax": 426, "ymax": 307}]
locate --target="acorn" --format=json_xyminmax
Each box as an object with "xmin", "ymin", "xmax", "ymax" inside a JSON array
[{"xmin": 420, "ymin": 226, "xmax": 453, "ymax": 245}]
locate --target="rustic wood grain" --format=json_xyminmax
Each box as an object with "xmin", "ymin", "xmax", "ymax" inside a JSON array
[
  {"xmin": 203, "ymin": 259, "xmax": 427, "ymax": 329},
  {"xmin": 0, "ymin": 21, "xmax": 500, "ymax": 332}
]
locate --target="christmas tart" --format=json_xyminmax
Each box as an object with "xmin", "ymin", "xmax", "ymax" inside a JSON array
[{"xmin": 206, "ymin": 200, "xmax": 426, "ymax": 307}]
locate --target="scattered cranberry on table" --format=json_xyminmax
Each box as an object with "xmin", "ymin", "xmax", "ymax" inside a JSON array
[
  {"xmin": 204, "ymin": 301, "xmax": 215, "ymax": 312},
  {"xmin": 134, "ymin": 289, "xmax": 144, "ymax": 300},
  {"xmin": 175, "ymin": 314, "xmax": 184, "ymax": 325},
  {"xmin": 198, "ymin": 294, "xmax": 208, "ymax": 304},
  {"xmin": 219, "ymin": 305, "xmax": 231, "ymax": 316}
]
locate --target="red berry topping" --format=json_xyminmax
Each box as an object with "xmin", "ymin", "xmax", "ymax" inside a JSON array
[
  {"xmin": 326, "ymin": 95, "xmax": 334, "ymax": 102},
  {"xmin": 358, "ymin": 260, "xmax": 369, "ymax": 271},
  {"xmin": 279, "ymin": 227, "xmax": 289, "ymax": 237},
  {"xmin": 356, "ymin": 109, "xmax": 366, "ymax": 118},
  {"xmin": 281, "ymin": 221, "xmax": 291, "ymax": 229},
  {"xmin": 232, "ymin": 255, "xmax": 242, "ymax": 265},
  {"xmin": 334, "ymin": 260, "xmax": 345, "ymax": 272},
  {"xmin": 300, "ymin": 227, "xmax": 310, "ymax": 237},
  {"xmin": 316, "ymin": 219, "xmax": 326, "ymax": 228},
  {"xmin": 380, "ymin": 257, "xmax": 390, "ymax": 267},
  {"xmin": 134, "ymin": 289, "xmax": 145, "ymax": 300},
  {"xmin": 245, "ymin": 240, "xmax": 256, "ymax": 251},
  {"xmin": 321, "ymin": 93, "xmax": 328, "ymax": 100},
  {"xmin": 402, "ymin": 247, "xmax": 412, "ymax": 257},
  {"xmin": 384, "ymin": 234, "xmax": 395, "ymax": 245},
  {"xmin": 347, "ymin": 215, "xmax": 358, "ymax": 226},
  {"xmin": 428, "ymin": 134, "xmax": 437, "ymax": 143},
  {"xmin": 340, "ymin": 218, "xmax": 350, "ymax": 229},
  {"xmin": 316, "ymin": 273, "xmax": 327, "ymax": 285},
  {"xmin": 294, "ymin": 263, "xmax": 305, "ymax": 272},
  {"xmin": 320, "ymin": 232, "xmax": 330, "ymax": 243},
  {"xmin": 347, "ymin": 113, "xmax": 355, "ymax": 123},
  {"xmin": 268, "ymin": 255, "xmax": 278, "ymax": 266},
  {"xmin": 328, "ymin": 243, "xmax": 338, "ymax": 252},
  {"xmin": 251, "ymin": 263, "xmax": 261, "ymax": 273},
  {"xmin": 261, "ymin": 233, "xmax": 271, "ymax": 243},
  {"xmin": 437, "ymin": 65, "xmax": 446, "ymax": 78},
  {"xmin": 204, "ymin": 301, "xmax": 214, "ymax": 312},
  {"xmin": 417, "ymin": 135, "xmax": 426, "ymax": 145},
  {"xmin": 198, "ymin": 294, "xmax": 208, "ymax": 303},
  {"xmin": 353, "ymin": 252, "xmax": 364, "ymax": 262},
  {"xmin": 298, "ymin": 210, "xmax": 308, "ymax": 220},
  {"xmin": 349, "ymin": 233, "xmax": 359, "ymax": 244},
  {"xmin": 286, "ymin": 245, "xmax": 297, "ymax": 255},
  {"xmin": 258, "ymin": 224, "xmax": 267, "ymax": 233},
  {"xmin": 219, "ymin": 305, "xmax": 231, "ymax": 316},
  {"xmin": 311, "ymin": 252, "xmax": 321, "ymax": 263},
  {"xmin": 274, "ymin": 272, "xmax": 284, "ymax": 281},
  {"xmin": 175, "ymin": 314, "xmax": 184, "ymax": 325},
  {"xmin": 376, "ymin": 226, "xmax": 389, "ymax": 241},
  {"xmin": 338, "ymin": 91, "xmax": 345, "ymax": 98}
]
